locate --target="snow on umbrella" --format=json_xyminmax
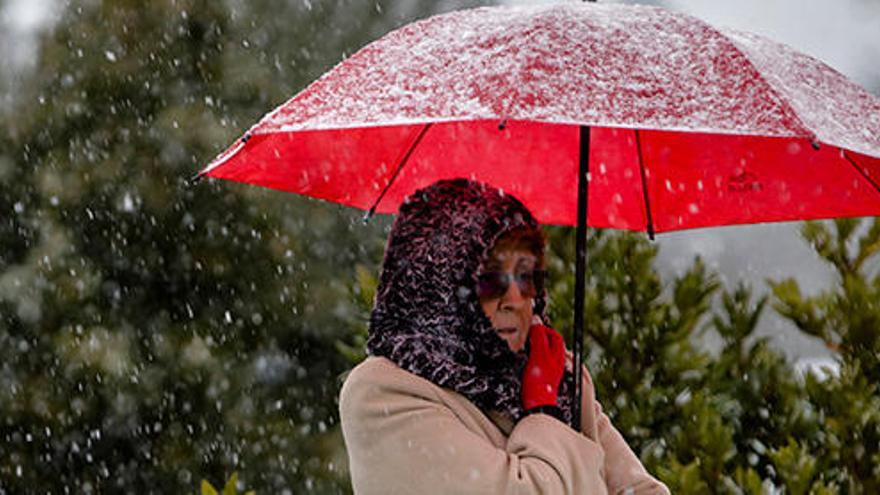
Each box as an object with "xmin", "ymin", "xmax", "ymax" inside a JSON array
[{"xmin": 196, "ymin": 3, "xmax": 880, "ymax": 430}]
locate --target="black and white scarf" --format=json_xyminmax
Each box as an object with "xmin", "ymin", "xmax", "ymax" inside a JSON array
[{"xmin": 366, "ymin": 179, "xmax": 577, "ymax": 425}]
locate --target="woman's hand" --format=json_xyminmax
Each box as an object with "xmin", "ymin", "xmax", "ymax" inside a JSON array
[{"xmin": 522, "ymin": 322, "xmax": 566, "ymax": 410}]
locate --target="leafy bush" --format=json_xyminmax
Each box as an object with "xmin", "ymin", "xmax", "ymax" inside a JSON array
[
  {"xmin": 538, "ymin": 219, "xmax": 879, "ymax": 492},
  {"xmin": 201, "ymin": 472, "xmax": 255, "ymax": 495}
]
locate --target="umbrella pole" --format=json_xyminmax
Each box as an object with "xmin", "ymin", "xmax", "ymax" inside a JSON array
[{"xmin": 572, "ymin": 125, "xmax": 590, "ymax": 432}]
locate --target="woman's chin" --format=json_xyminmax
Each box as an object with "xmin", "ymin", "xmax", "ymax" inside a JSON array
[{"xmin": 496, "ymin": 328, "xmax": 525, "ymax": 352}]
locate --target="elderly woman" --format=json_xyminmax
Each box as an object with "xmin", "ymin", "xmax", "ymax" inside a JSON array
[{"xmin": 340, "ymin": 179, "xmax": 669, "ymax": 494}]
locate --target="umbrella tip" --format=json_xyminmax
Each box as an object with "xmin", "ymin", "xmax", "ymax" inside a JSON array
[
  {"xmin": 188, "ymin": 173, "xmax": 204, "ymax": 187},
  {"xmin": 810, "ymin": 139, "xmax": 821, "ymax": 151},
  {"xmin": 362, "ymin": 207, "xmax": 376, "ymax": 225},
  {"xmin": 498, "ymin": 119, "xmax": 507, "ymax": 131}
]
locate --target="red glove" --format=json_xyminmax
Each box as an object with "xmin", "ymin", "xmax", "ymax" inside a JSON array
[{"xmin": 522, "ymin": 324, "xmax": 566, "ymax": 411}]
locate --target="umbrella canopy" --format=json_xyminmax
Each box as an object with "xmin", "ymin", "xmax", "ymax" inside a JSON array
[
  {"xmin": 200, "ymin": 3, "xmax": 880, "ymax": 231},
  {"xmin": 197, "ymin": 3, "xmax": 880, "ymax": 430}
]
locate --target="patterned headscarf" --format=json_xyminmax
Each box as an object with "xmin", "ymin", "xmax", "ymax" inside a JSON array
[{"xmin": 367, "ymin": 179, "xmax": 576, "ymax": 424}]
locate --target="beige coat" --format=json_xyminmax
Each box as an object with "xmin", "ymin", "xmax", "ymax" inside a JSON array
[{"xmin": 340, "ymin": 356, "xmax": 669, "ymax": 494}]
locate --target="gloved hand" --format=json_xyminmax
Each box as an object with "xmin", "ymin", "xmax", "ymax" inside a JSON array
[{"xmin": 522, "ymin": 323, "xmax": 566, "ymax": 411}]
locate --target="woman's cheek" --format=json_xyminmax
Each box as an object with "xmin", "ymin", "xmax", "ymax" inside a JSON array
[{"xmin": 513, "ymin": 328, "xmax": 529, "ymax": 352}]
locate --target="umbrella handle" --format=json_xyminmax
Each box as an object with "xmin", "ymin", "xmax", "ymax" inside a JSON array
[{"xmin": 572, "ymin": 125, "xmax": 590, "ymax": 432}]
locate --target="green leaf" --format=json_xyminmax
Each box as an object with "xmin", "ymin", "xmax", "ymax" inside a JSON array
[
  {"xmin": 769, "ymin": 278, "xmax": 829, "ymax": 341},
  {"xmin": 732, "ymin": 466, "xmax": 765, "ymax": 495},
  {"xmin": 354, "ymin": 264, "xmax": 378, "ymax": 308},
  {"xmin": 656, "ymin": 458, "xmax": 710, "ymax": 495},
  {"xmin": 223, "ymin": 472, "xmax": 239, "ymax": 495},
  {"xmin": 769, "ymin": 438, "xmax": 818, "ymax": 495},
  {"xmin": 201, "ymin": 480, "xmax": 219, "ymax": 495},
  {"xmin": 854, "ymin": 218, "xmax": 880, "ymax": 269}
]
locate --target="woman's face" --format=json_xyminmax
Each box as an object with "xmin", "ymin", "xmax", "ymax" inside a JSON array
[{"xmin": 478, "ymin": 248, "xmax": 539, "ymax": 353}]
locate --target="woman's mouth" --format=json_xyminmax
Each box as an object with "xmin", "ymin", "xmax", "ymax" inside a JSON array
[{"xmin": 495, "ymin": 327, "xmax": 518, "ymax": 336}]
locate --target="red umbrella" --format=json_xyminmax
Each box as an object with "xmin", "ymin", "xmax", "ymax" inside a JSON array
[{"xmin": 196, "ymin": 3, "xmax": 880, "ymax": 430}]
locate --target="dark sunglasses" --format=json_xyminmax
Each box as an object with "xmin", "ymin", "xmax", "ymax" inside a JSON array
[{"xmin": 476, "ymin": 269, "xmax": 546, "ymax": 300}]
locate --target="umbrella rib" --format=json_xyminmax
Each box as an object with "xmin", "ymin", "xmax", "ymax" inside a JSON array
[
  {"xmin": 190, "ymin": 134, "xmax": 251, "ymax": 184},
  {"xmin": 364, "ymin": 123, "xmax": 433, "ymax": 222},
  {"xmin": 842, "ymin": 151, "xmax": 880, "ymax": 198},
  {"xmin": 709, "ymin": 26, "xmax": 815, "ymax": 140},
  {"xmin": 635, "ymin": 130, "xmax": 656, "ymax": 240}
]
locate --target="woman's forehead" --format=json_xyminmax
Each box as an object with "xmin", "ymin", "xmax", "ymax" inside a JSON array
[{"xmin": 484, "ymin": 248, "xmax": 538, "ymax": 267}]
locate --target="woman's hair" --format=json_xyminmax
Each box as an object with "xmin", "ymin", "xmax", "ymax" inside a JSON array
[{"xmin": 488, "ymin": 225, "xmax": 546, "ymax": 268}]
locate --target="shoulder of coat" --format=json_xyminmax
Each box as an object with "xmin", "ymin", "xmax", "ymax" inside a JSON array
[
  {"xmin": 346, "ymin": 355, "xmax": 418, "ymax": 382},
  {"xmin": 342, "ymin": 356, "xmax": 443, "ymax": 401}
]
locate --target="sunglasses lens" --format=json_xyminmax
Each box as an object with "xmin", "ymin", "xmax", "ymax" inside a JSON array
[
  {"xmin": 477, "ymin": 272, "xmax": 508, "ymax": 299},
  {"xmin": 516, "ymin": 271, "xmax": 538, "ymax": 298},
  {"xmin": 477, "ymin": 270, "xmax": 545, "ymax": 299}
]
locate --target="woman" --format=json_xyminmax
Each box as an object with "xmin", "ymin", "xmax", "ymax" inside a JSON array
[{"xmin": 340, "ymin": 179, "xmax": 669, "ymax": 494}]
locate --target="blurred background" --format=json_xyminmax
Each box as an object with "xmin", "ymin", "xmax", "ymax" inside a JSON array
[{"xmin": 1, "ymin": 0, "xmax": 878, "ymax": 493}]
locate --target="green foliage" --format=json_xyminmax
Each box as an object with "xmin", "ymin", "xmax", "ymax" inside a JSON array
[
  {"xmin": 545, "ymin": 228, "xmax": 717, "ymax": 465},
  {"xmin": 543, "ymin": 218, "xmax": 879, "ymax": 493},
  {"xmin": 336, "ymin": 264, "xmax": 379, "ymax": 368},
  {"xmin": 655, "ymin": 457, "xmax": 711, "ymax": 494},
  {"xmin": 769, "ymin": 438, "xmax": 818, "ymax": 495},
  {"xmin": 201, "ymin": 471, "xmax": 255, "ymax": 495},
  {"xmin": 0, "ymin": 0, "xmax": 479, "ymax": 493},
  {"xmin": 770, "ymin": 219, "xmax": 880, "ymax": 493},
  {"xmin": 2, "ymin": 0, "xmax": 878, "ymax": 492}
]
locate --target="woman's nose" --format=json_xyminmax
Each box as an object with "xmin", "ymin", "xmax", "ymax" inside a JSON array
[{"xmin": 499, "ymin": 277, "xmax": 527, "ymax": 308}]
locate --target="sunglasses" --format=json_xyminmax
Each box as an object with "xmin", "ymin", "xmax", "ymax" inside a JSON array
[{"xmin": 476, "ymin": 269, "xmax": 546, "ymax": 300}]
